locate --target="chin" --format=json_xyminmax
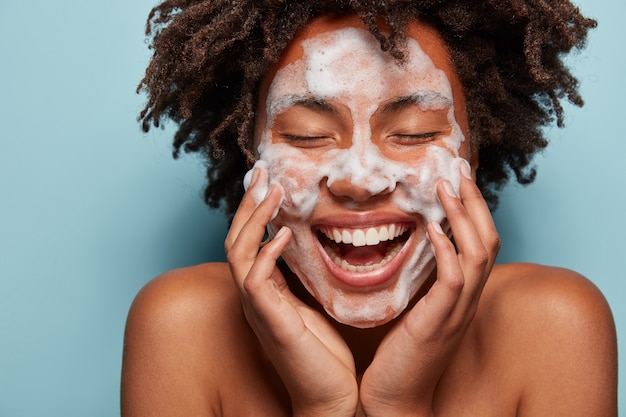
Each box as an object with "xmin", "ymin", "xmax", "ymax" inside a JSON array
[
  {"xmin": 324, "ymin": 290, "xmax": 417, "ymax": 328},
  {"xmin": 319, "ymin": 258, "xmax": 435, "ymax": 328}
]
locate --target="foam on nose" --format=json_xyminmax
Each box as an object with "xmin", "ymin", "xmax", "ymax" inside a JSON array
[{"xmin": 325, "ymin": 138, "xmax": 397, "ymax": 196}]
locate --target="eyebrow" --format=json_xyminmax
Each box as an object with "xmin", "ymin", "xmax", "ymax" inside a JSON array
[
  {"xmin": 271, "ymin": 95, "xmax": 338, "ymax": 115},
  {"xmin": 381, "ymin": 92, "xmax": 452, "ymax": 114}
]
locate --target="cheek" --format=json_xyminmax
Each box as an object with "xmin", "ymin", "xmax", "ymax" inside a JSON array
[
  {"xmin": 393, "ymin": 146, "xmax": 463, "ymax": 220},
  {"xmin": 262, "ymin": 146, "xmax": 325, "ymax": 219}
]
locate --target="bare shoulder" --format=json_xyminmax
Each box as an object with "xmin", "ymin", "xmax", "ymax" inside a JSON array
[
  {"xmin": 123, "ymin": 263, "xmax": 242, "ymax": 361},
  {"xmin": 479, "ymin": 263, "xmax": 618, "ymax": 416},
  {"xmin": 125, "ymin": 262, "xmax": 238, "ymax": 329},
  {"xmin": 121, "ymin": 263, "xmax": 253, "ymax": 416},
  {"xmin": 483, "ymin": 263, "xmax": 615, "ymax": 324}
]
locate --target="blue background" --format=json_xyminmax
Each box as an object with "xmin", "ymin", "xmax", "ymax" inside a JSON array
[{"xmin": 0, "ymin": 0, "xmax": 623, "ymax": 415}]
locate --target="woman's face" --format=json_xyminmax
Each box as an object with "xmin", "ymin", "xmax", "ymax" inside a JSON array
[{"xmin": 247, "ymin": 15, "xmax": 474, "ymax": 328}]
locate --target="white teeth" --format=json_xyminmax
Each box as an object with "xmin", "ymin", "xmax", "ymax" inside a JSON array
[
  {"xmin": 366, "ymin": 228, "xmax": 379, "ymax": 245},
  {"xmin": 328, "ymin": 240, "xmax": 404, "ymax": 272},
  {"xmin": 353, "ymin": 230, "xmax": 366, "ymax": 247},
  {"xmin": 320, "ymin": 223, "xmax": 409, "ymax": 247},
  {"xmin": 342, "ymin": 230, "xmax": 352, "ymax": 244},
  {"xmin": 378, "ymin": 226, "xmax": 389, "ymax": 242}
]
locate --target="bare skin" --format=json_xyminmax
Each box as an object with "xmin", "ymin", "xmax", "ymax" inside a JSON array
[
  {"xmin": 121, "ymin": 14, "xmax": 617, "ymax": 417},
  {"xmin": 121, "ymin": 262, "xmax": 616, "ymax": 416}
]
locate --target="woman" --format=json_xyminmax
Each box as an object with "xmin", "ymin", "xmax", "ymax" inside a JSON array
[{"xmin": 121, "ymin": 1, "xmax": 617, "ymax": 416}]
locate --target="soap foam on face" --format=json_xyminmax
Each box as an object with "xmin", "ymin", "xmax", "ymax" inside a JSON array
[{"xmin": 246, "ymin": 27, "xmax": 466, "ymax": 327}]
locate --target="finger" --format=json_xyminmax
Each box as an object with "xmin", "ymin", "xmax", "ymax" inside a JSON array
[
  {"xmin": 243, "ymin": 226, "xmax": 292, "ymax": 302},
  {"xmin": 419, "ymin": 221, "xmax": 465, "ymax": 320},
  {"xmin": 457, "ymin": 161, "xmax": 501, "ymax": 268},
  {"xmin": 241, "ymin": 227, "xmax": 327, "ymax": 345},
  {"xmin": 400, "ymin": 219, "xmax": 477, "ymax": 342},
  {"xmin": 434, "ymin": 177, "xmax": 493, "ymax": 322},
  {"xmin": 225, "ymin": 167, "xmax": 268, "ymax": 251},
  {"xmin": 437, "ymin": 179, "xmax": 488, "ymax": 282},
  {"xmin": 227, "ymin": 184, "xmax": 284, "ymax": 289}
]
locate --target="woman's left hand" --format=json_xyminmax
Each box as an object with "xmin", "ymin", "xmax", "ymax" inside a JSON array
[{"xmin": 359, "ymin": 163, "xmax": 501, "ymax": 417}]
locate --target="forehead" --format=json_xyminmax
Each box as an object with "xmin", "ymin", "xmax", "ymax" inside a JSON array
[
  {"xmin": 270, "ymin": 31, "xmax": 453, "ymax": 116},
  {"xmin": 260, "ymin": 14, "xmax": 462, "ymax": 100}
]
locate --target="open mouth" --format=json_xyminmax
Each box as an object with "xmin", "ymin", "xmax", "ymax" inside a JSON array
[{"xmin": 316, "ymin": 223, "xmax": 413, "ymax": 273}]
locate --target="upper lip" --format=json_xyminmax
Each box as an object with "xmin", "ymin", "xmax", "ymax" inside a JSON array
[{"xmin": 312, "ymin": 211, "xmax": 417, "ymax": 229}]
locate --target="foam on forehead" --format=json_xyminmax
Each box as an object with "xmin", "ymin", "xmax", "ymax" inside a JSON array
[
  {"xmin": 266, "ymin": 27, "xmax": 455, "ymax": 124},
  {"xmin": 305, "ymin": 28, "xmax": 449, "ymax": 100}
]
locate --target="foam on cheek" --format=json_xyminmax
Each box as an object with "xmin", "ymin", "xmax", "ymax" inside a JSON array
[
  {"xmin": 253, "ymin": 140, "xmax": 322, "ymax": 218},
  {"xmin": 394, "ymin": 147, "xmax": 465, "ymax": 221}
]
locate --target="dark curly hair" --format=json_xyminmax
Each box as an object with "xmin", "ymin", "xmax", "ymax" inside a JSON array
[{"xmin": 138, "ymin": 0, "xmax": 596, "ymax": 218}]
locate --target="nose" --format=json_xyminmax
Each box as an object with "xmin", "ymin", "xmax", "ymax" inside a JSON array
[
  {"xmin": 324, "ymin": 138, "xmax": 397, "ymax": 202},
  {"xmin": 326, "ymin": 174, "xmax": 394, "ymax": 203}
]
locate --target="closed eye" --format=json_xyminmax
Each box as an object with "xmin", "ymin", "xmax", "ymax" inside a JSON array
[
  {"xmin": 280, "ymin": 134, "xmax": 331, "ymax": 141},
  {"xmin": 391, "ymin": 132, "xmax": 441, "ymax": 144},
  {"xmin": 278, "ymin": 133, "xmax": 335, "ymax": 148}
]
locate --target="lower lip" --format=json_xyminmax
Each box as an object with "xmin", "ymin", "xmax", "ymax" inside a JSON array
[{"xmin": 316, "ymin": 231, "xmax": 414, "ymax": 289}]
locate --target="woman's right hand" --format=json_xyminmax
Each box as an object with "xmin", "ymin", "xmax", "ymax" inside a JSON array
[{"xmin": 224, "ymin": 167, "xmax": 358, "ymax": 417}]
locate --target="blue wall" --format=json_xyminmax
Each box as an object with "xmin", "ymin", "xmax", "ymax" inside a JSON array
[{"xmin": 0, "ymin": 0, "xmax": 623, "ymax": 415}]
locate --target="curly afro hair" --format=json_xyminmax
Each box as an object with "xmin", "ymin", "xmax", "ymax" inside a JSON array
[{"xmin": 138, "ymin": 0, "xmax": 596, "ymax": 218}]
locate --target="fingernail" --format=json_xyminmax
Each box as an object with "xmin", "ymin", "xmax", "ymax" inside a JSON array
[
  {"xmin": 443, "ymin": 180, "xmax": 457, "ymax": 198},
  {"xmin": 274, "ymin": 226, "xmax": 289, "ymax": 240},
  {"xmin": 431, "ymin": 222, "xmax": 444, "ymax": 235},
  {"xmin": 460, "ymin": 159, "xmax": 472, "ymax": 180}
]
